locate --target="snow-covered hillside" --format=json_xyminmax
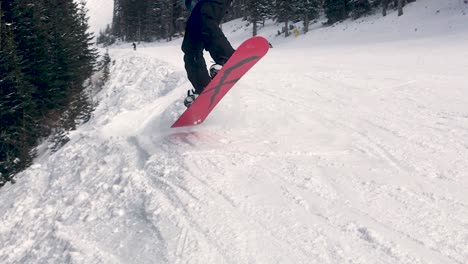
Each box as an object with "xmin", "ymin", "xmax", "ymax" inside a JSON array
[{"xmin": 1, "ymin": 0, "xmax": 467, "ymax": 263}]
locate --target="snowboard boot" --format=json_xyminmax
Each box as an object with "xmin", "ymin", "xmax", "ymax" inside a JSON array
[
  {"xmin": 184, "ymin": 89, "xmax": 199, "ymax": 108},
  {"xmin": 209, "ymin": 64, "xmax": 223, "ymax": 79}
]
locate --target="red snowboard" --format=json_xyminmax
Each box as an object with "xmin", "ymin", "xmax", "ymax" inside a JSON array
[{"xmin": 171, "ymin": 36, "xmax": 270, "ymax": 128}]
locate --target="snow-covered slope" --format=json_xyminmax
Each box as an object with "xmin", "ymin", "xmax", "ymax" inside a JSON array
[{"xmin": 1, "ymin": 0, "xmax": 468, "ymax": 263}]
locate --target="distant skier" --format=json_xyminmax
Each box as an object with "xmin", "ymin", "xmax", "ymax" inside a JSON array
[
  {"xmin": 182, "ymin": 0, "xmax": 235, "ymax": 107},
  {"xmin": 132, "ymin": 42, "xmax": 137, "ymax": 51}
]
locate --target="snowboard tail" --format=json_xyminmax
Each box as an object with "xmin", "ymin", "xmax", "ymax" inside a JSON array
[{"xmin": 171, "ymin": 36, "xmax": 270, "ymax": 128}]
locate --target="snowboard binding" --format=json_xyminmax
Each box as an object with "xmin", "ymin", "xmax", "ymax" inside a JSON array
[{"xmin": 209, "ymin": 64, "xmax": 222, "ymax": 79}]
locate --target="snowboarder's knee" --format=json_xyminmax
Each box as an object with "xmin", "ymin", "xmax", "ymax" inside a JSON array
[{"xmin": 184, "ymin": 53, "xmax": 204, "ymax": 66}]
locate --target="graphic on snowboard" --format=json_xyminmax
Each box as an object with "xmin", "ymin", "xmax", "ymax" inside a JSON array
[{"xmin": 172, "ymin": 36, "xmax": 270, "ymax": 128}]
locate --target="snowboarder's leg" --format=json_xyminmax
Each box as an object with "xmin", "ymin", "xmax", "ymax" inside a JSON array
[
  {"xmin": 180, "ymin": 0, "xmax": 234, "ymax": 96},
  {"xmin": 182, "ymin": 50, "xmax": 211, "ymax": 94},
  {"xmin": 200, "ymin": 3, "xmax": 235, "ymax": 65},
  {"xmin": 181, "ymin": 6, "xmax": 211, "ymax": 94}
]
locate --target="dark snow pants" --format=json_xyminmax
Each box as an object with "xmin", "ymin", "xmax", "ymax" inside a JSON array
[{"xmin": 181, "ymin": 0, "xmax": 235, "ymax": 94}]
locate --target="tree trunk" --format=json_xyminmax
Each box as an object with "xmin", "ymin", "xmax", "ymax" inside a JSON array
[
  {"xmin": 303, "ymin": 14, "xmax": 309, "ymax": 34},
  {"xmin": 398, "ymin": 0, "xmax": 404, "ymax": 16},
  {"xmin": 284, "ymin": 20, "xmax": 289, "ymax": 37},
  {"xmin": 251, "ymin": 8, "xmax": 258, "ymax": 37},
  {"xmin": 382, "ymin": 0, "xmax": 389, "ymax": 16},
  {"xmin": 167, "ymin": 2, "xmax": 174, "ymax": 41},
  {"xmin": 137, "ymin": 17, "xmax": 141, "ymax": 43},
  {"xmin": 253, "ymin": 20, "xmax": 257, "ymax": 36}
]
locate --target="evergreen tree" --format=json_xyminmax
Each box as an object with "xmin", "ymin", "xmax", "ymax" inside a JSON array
[
  {"xmin": 110, "ymin": 0, "xmax": 192, "ymax": 42},
  {"xmin": 0, "ymin": 18, "xmax": 36, "ymax": 184},
  {"xmin": 348, "ymin": 0, "xmax": 371, "ymax": 19},
  {"xmin": 246, "ymin": 0, "xmax": 270, "ymax": 36},
  {"xmin": 1, "ymin": 0, "xmax": 98, "ymax": 186},
  {"xmin": 382, "ymin": 0, "xmax": 415, "ymax": 17},
  {"xmin": 228, "ymin": 0, "xmax": 248, "ymax": 20},
  {"xmin": 324, "ymin": 0, "xmax": 349, "ymax": 24},
  {"xmin": 101, "ymin": 50, "xmax": 112, "ymax": 84},
  {"xmin": 11, "ymin": 1, "xmax": 55, "ymax": 117},
  {"xmin": 294, "ymin": 0, "xmax": 321, "ymax": 33},
  {"xmin": 97, "ymin": 24, "xmax": 116, "ymax": 46},
  {"xmin": 274, "ymin": 0, "xmax": 295, "ymax": 37}
]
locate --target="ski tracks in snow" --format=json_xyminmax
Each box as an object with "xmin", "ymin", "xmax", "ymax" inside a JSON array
[
  {"xmin": 243, "ymin": 48, "xmax": 468, "ymax": 264},
  {"xmin": 1, "ymin": 37, "xmax": 468, "ymax": 264}
]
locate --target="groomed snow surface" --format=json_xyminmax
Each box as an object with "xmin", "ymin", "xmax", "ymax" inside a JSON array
[{"xmin": 1, "ymin": 0, "xmax": 468, "ymax": 263}]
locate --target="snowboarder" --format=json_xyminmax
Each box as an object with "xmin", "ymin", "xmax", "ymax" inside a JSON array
[
  {"xmin": 182, "ymin": 0, "xmax": 235, "ymax": 107},
  {"xmin": 132, "ymin": 42, "xmax": 137, "ymax": 51}
]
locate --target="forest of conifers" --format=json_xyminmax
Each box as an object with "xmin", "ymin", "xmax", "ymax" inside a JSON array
[
  {"xmin": 0, "ymin": 0, "xmax": 98, "ymax": 186},
  {"xmin": 99, "ymin": 0, "xmax": 414, "ymax": 44}
]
